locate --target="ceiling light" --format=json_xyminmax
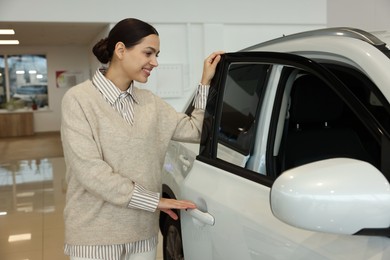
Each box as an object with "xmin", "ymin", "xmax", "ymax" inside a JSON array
[
  {"xmin": 16, "ymin": 191, "xmax": 35, "ymax": 197},
  {"xmin": 0, "ymin": 29, "xmax": 15, "ymax": 35},
  {"xmin": 0, "ymin": 40, "xmax": 19, "ymax": 45},
  {"xmin": 8, "ymin": 233, "xmax": 32, "ymax": 242}
]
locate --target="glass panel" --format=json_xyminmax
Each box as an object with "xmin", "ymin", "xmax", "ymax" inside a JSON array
[
  {"xmin": 7, "ymin": 55, "xmax": 48, "ymax": 108},
  {"xmin": 217, "ymin": 63, "xmax": 269, "ymax": 167},
  {"xmin": 280, "ymin": 71, "xmax": 381, "ymax": 172},
  {"xmin": 0, "ymin": 56, "xmax": 5, "ymax": 107},
  {"xmin": 324, "ymin": 64, "xmax": 390, "ymax": 136}
]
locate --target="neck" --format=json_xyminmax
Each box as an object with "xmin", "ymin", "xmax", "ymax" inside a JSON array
[{"xmin": 105, "ymin": 67, "xmax": 132, "ymax": 91}]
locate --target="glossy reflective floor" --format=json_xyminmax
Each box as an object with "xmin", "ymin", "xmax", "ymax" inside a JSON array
[{"xmin": 0, "ymin": 132, "xmax": 163, "ymax": 260}]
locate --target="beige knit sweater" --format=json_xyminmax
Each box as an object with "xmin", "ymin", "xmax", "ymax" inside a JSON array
[{"xmin": 61, "ymin": 80, "xmax": 204, "ymax": 245}]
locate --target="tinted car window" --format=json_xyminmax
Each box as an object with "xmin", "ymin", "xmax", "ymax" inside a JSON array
[
  {"xmin": 324, "ymin": 64, "xmax": 390, "ymax": 136},
  {"xmin": 218, "ymin": 63, "xmax": 270, "ymax": 156},
  {"xmin": 272, "ymin": 67, "xmax": 385, "ymax": 176}
]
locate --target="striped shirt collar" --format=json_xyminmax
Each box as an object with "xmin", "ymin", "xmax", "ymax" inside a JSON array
[{"xmin": 92, "ymin": 68, "xmax": 139, "ymax": 105}]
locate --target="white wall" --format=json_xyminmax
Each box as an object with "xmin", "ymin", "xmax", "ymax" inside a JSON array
[
  {"xmin": 144, "ymin": 22, "xmax": 326, "ymax": 111},
  {"xmin": 327, "ymin": 0, "xmax": 390, "ymax": 31},
  {"xmin": 0, "ymin": 0, "xmax": 326, "ymax": 24},
  {"xmin": 1, "ymin": 0, "xmax": 328, "ymax": 132}
]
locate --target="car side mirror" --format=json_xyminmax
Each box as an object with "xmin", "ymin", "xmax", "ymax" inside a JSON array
[{"xmin": 270, "ymin": 158, "xmax": 390, "ymax": 236}]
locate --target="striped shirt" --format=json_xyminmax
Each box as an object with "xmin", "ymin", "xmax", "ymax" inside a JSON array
[{"xmin": 64, "ymin": 68, "xmax": 209, "ymax": 259}]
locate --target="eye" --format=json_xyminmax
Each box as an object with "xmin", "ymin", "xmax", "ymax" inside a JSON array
[{"xmin": 145, "ymin": 51, "xmax": 159, "ymax": 58}]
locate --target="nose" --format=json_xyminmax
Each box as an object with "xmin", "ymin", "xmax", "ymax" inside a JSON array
[{"xmin": 150, "ymin": 56, "xmax": 158, "ymax": 67}]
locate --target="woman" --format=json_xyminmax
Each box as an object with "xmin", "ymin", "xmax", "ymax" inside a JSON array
[{"xmin": 61, "ymin": 18, "xmax": 222, "ymax": 260}]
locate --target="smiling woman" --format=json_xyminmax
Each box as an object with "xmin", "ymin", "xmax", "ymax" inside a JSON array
[{"xmin": 60, "ymin": 17, "xmax": 222, "ymax": 260}]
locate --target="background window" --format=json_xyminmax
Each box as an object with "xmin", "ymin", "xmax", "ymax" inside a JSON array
[
  {"xmin": 0, "ymin": 56, "xmax": 5, "ymax": 107},
  {"xmin": 8, "ymin": 55, "xmax": 48, "ymax": 108},
  {"xmin": 1, "ymin": 54, "xmax": 48, "ymax": 109}
]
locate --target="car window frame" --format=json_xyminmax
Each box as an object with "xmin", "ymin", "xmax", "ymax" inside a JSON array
[
  {"xmin": 198, "ymin": 52, "xmax": 389, "ymax": 186},
  {"xmin": 267, "ymin": 62, "xmax": 390, "ymax": 180}
]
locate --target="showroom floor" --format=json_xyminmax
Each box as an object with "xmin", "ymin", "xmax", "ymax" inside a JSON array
[{"xmin": 0, "ymin": 132, "xmax": 163, "ymax": 260}]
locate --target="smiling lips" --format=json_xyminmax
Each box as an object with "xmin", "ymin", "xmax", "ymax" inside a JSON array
[{"xmin": 143, "ymin": 67, "xmax": 152, "ymax": 77}]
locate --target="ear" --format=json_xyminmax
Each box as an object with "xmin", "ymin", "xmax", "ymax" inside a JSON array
[{"xmin": 114, "ymin": 42, "xmax": 126, "ymax": 60}]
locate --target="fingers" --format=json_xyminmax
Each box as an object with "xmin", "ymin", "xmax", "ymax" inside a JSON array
[
  {"xmin": 210, "ymin": 54, "xmax": 222, "ymax": 67},
  {"xmin": 200, "ymin": 51, "xmax": 224, "ymax": 85},
  {"xmin": 205, "ymin": 51, "xmax": 224, "ymax": 65},
  {"xmin": 161, "ymin": 208, "xmax": 178, "ymax": 220},
  {"xmin": 158, "ymin": 198, "xmax": 196, "ymax": 220},
  {"xmin": 158, "ymin": 198, "xmax": 196, "ymax": 210}
]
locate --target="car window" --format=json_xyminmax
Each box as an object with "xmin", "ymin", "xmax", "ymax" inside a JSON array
[
  {"xmin": 199, "ymin": 52, "xmax": 390, "ymax": 184},
  {"xmin": 269, "ymin": 66, "xmax": 389, "ymax": 178},
  {"xmin": 217, "ymin": 64, "xmax": 387, "ymax": 179},
  {"xmin": 323, "ymin": 64, "xmax": 390, "ymax": 136},
  {"xmin": 216, "ymin": 63, "xmax": 270, "ymax": 167}
]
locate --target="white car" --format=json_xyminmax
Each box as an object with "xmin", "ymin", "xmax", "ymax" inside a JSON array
[{"xmin": 160, "ymin": 27, "xmax": 390, "ymax": 260}]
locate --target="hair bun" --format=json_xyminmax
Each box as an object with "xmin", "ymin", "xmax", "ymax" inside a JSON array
[{"xmin": 92, "ymin": 38, "xmax": 111, "ymax": 64}]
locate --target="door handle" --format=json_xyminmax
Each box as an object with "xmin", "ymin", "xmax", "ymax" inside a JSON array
[
  {"xmin": 186, "ymin": 208, "xmax": 215, "ymax": 226},
  {"xmin": 179, "ymin": 154, "xmax": 191, "ymax": 167},
  {"xmin": 179, "ymin": 154, "xmax": 191, "ymax": 171}
]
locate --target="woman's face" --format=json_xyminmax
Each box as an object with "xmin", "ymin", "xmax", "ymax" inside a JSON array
[{"xmin": 122, "ymin": 34, "xmax": 160, "ymax": 83}]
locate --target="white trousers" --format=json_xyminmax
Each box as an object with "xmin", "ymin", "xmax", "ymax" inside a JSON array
[{"xmin": 69, "ymin": 247, "xmax": 157, "ymax": 260}]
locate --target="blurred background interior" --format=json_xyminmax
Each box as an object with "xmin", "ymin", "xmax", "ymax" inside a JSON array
[{"xmin": 0, "ymin": 0, "xmax": 389, "ymax": 259}]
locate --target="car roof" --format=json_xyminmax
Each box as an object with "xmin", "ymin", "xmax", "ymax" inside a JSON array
[
  {"xmin": 236, "ymin": 27, "xmax": 390, "ymax": 106},
  {"xmin": 371, "ymin": 30, "xmax": 390, "ymax": 46},
  {"xmin": 243, "ymin": 27, "xmax": 388, "ymax": 52}
]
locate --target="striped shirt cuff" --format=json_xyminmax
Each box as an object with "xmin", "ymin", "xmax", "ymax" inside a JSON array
[
  {"xmin": 128, "ymin": 183, "xmax": 160, "ymax": 212},
  {"xmin": 193, "ymin": 84, "xmax": 210, "ymax": 110}
]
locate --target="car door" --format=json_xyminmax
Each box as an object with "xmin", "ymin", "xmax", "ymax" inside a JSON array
[{"xmin": 179, "ymin": 52, "xmax": 390, "ymax": 259}]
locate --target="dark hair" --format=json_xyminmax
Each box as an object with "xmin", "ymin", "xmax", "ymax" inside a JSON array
[{"xmin": 92, "ymin": 18, "xmax": 159, "ymax": 64}]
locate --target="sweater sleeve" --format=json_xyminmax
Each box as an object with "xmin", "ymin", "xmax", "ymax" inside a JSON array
[
  {"xmin": 167, "ymin": 84, "xmax": 210, "ymax": 142},
  {"xmin": 61, "ymin": 88, "xmax": 136, "ymax": 207}
]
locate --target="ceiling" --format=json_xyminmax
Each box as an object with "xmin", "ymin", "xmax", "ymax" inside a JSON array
[{"xmin": 0, "ymin": 22, "xmax": 109, "ymax": 47}]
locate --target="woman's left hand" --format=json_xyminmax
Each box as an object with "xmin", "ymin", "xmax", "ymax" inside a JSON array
[
  {"xmin": 200, "ymin": 51, "xmax": 225, "ymax": 85},
  {"xmin": 158, "ymin": 198, "xmax": 197, "ymax": 220}
]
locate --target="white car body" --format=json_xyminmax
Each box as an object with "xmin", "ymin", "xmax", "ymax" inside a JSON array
[{"xmin": 160, "ymin": 28, "xmax": 390, "ymax": 260}]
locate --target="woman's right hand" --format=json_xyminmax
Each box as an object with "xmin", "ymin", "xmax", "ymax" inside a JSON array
[
  {"xmin": 158, "ymin": 198, "xmax": 197, "ymax": 220},
  {"xmin": 200, "ymin": 51, "xmax": 225, "ymax": 85}
]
